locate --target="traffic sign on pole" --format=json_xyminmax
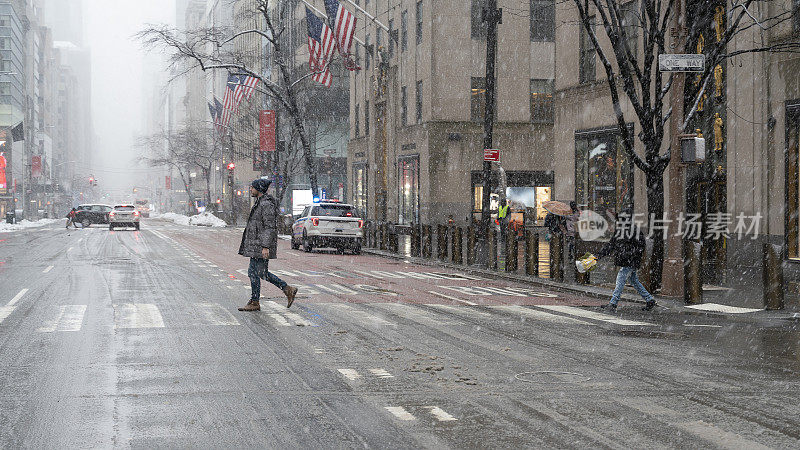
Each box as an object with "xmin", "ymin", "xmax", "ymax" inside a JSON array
[
  {"xmin": 484, "ymin": 148, "xmax": 499, "ymax": 162},
  {"xmin": 658, "ymin": 54, "xmax": 705, "ymax": 72}
]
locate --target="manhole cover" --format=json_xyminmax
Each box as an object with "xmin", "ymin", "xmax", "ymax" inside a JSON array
[{"xmin": 514, "ymin": 371, "xmax": 591, "ymax": 383}]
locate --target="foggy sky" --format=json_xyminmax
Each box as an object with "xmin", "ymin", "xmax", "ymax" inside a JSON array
[{"xmin": 84, "ymin": 0, "xmax": 175, "ymax": 194}]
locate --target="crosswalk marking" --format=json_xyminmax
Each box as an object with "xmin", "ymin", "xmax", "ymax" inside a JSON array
[
  {"xmin": 196, "ymin": 303, "xmax": 239, "ymax": 326},
  {"xmin": 425, "ymin": 406, "xmax": 458, "ymax": 422},
  {"xmin": 373, "ymin": 303, "xmax": 462, "ymax": 326},
  {"xmin": 369, "ymin": 368, "xmax": 394, "ymax": 379},
  {"xmin": 114, "ymin": 303, "xmax": 165, "ymax": 329},
  {"xmin": 0, "ymin": 306, "xmax": 16, "ymax": 324},
  {"xmin": 327, "ymin": 303, "xmax": 393, "ymax": 325},
  {"xmin": 538, "ymin": 305, "xmax": 654, "ymax": 326},
  {"xmin": 385, "ymin": 406, "xmax": 415, "ymax": 421},
  {"xmin": 491, "ymin": 305, "xmax": 592, "ymax": 325},
  {"xmin": 427, "ymin": 304, "xmax": 491, "ymax": 317},
  {"xmin": 284, "ymin": 311, "xmax": 314, "ymax": 326},
  {"xmin": 7, "ymin": 288, "xmax": 29, "ymax": 307},
  {"xmin": 428, "ymin": 291, "xmax": 478, "ymax": 306},
  {"xmin": 268, "ymin": 313, "xmax": 291, "ymax": 326},
  {"xmin": 263, "ymin": 301, "xmax": 316, "ymax": 326},
  {"xmin": 338, "ymin": 369, "xmax": 362, "ymax": 380},
  {"xmin": 42, "ymin": 265, "xmax": 53, "ymax": 273},
  {"xmin": 37, "ymin": 305, "xmax": 87, "ymax": 332}
]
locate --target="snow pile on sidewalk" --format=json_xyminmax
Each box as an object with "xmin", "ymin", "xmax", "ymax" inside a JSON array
[
  {"xmin": 188, "ymin": 212, "xmax": 226, "ymax": 227},
  {"xmin": 153, "ymin": 212, "xmax": 226, "ymax": 227},
  {"xmin": 0, "ymin": 218, "xmax": 62, "ymax": 232},
  {"xmin": 153, "ymin": 212, "xmax": 191, "ymax": 226}
]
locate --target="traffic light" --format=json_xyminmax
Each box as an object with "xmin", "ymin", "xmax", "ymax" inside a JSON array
[
  {"xmin": 227, "ymin": 162, "xmax": 235, "ymax": 186},
  {"xmin": 88, "ymin": 176, "xmax": 94, "ymax": 186}
]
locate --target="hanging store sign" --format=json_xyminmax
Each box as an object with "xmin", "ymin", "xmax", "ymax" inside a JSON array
[{"xmin": 484, "ymin": 148, "xmax": 499, "ymax": 162}]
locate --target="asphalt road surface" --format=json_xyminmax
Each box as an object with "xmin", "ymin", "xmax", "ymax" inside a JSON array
[{"xmin": 2, "ymin": 219, "xmax": 800, "ymax": 448}]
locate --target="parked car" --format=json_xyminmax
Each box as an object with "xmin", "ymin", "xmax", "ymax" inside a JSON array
[
  {"xmin": 291, "ymin": 201, "xmax": 363, "ymax": 254},
  {"xmin": 74, "ymin": 204, "xmax": 113, "ymax": 227},
  {"xmin": 109, "ymin": 204, "xmax": 141, "ymax": 231}
]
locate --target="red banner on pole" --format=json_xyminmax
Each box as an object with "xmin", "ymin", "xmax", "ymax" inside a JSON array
[
  {"xmin": 31, "ymin": 155, "xmax": 42, "ymax": 178},
  {"xmin": 259, "ymin": 110, "xmax": 276, "ymax": 152},
  {"xmin": 165, "ymin": 175, "xmax": 171, "ymax": 190}
]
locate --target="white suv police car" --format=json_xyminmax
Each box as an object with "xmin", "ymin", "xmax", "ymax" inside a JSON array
[{"xmin": 291, "ymin": 201, "xmax": 363, "ymax": 254}]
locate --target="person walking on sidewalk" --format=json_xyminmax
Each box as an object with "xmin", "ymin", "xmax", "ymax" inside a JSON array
[
  {"xmin": 238, "ymin": 178, "xmax": 298, "ymax": 311},
  {"xmin": 597, "ymin": 208, "xmax": 655, "ymax": 312}
]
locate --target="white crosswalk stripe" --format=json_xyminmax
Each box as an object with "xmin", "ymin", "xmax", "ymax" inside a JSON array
[
  {"xmin": 338, "ymin": 369, "xmax": 362, "ymax": 380},
  {"xmin": 369, "ymin": 368, "xmax": 394, "ymax": 379},
  {"xmin": 196, "ymin": 303, "xmax": 239, "ymax": 326},
  {"xmin": 37, "ymin": 305, "xmax": 87, "ymax": 332},
  {"xmin": 263, "ymin": 301, "xmax": 316, "ymax": 326},
  {"xmin": 385, "ymin": 406, "xmax": 415, "ymax": 421},
  {"xmin": 372, "ymin": 303, "xmax": 463, "ymax": 326},
  {"xmin": 114, "ymin": 303, "xmax": 165, "ymax": 329},
  {"xmin": 425, "ymin": 406, "xmax": 458, "ymax": 422},
  {"xmin": 491, "ymin": 305, "xmax": 592, "ymax": 325},
  {"xmin": 538, "ymin": 305, "xmax": 654, "ymax": 326},
  {"xmin": 0, "ymin": 306, "xmax": 16, "ymax": 324},
  {"xmin": 327, "ymin": 303, "xmax": 393, "ymax": 325}
]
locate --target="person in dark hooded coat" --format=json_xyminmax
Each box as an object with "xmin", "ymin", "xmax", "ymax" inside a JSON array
[
  {"xmin": 238, "ymin": 178, "xmax": 298, "ymax": 311},
  {"xmin": 596, "ymin": 208, "xmax": 655, "ymax": 311}
]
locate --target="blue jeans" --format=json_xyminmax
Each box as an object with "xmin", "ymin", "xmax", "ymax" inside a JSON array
[
  {"xmin": 248, "ymin": 257, "xmax": 287, "ymax": 300},
  {"xmin": 610, "ymin": 266, "xmax": 653, "ymax": 305}
]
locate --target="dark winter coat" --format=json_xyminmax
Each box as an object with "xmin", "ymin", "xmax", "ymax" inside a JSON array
[
  {"xmin": 239, "ymin": 194, "xmax": 278, "ymax": 259},
  {"xmin": 597, "ymin": 225, "xmax": 646, "ymax": 268}
]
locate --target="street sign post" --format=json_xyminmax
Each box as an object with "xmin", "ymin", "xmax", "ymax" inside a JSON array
[
  {"xmin": 658, "ymin": 54, "xmax": 705, "ymax": 72},
  {"xmin": 484, "ymin": 148, "xmax": 499, "ymax": 162}
]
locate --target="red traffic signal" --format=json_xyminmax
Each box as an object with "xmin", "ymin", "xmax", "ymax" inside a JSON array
[
  {"xmin": 227, "ymin": 162, "xmax": 235, "ymax": 170},
  {"xmin": 88, "ymin": 177, "xmax": 94, "ymax": 183}
]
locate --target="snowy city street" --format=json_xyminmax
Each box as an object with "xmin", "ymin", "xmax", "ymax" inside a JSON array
[{"xmin": 1, "ymin": 219, "xmax": 800, "ymax": 447}]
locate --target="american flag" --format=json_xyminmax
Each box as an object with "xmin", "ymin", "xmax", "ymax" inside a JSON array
[
  {"xmin": 219, "ymin": 74, "xmax": 259, "ymax": 130},
  {"xmin": 306, "ymin": 8, "xmax": 335, "ymax": 87},
  {"xmin": 213, "ymin": 96, "xmax": 225, "ymax": 134},
  {"xmin": 324, "ymin": 0, "xmax": 356, "ymax": 58}
]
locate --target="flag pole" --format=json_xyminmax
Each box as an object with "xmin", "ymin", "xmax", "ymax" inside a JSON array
[
  {"xmin": 343, "ymin": 0, "xmax": 389, "ymax": 32},
  {"xmin": 302, "ymin": 0, "xmax": 365, "ymax": 46}
]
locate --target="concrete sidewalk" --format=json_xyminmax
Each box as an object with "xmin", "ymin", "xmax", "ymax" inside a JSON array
[{"xmin": 362, "ymin": 247, "xmax": 800, "ymax": 324}]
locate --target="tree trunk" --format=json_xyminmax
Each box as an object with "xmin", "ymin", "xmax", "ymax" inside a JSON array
[
  {"xmin": 646, "ymin": 170, "xmax": 665, "ymax": 292},
  {"xmin": 277, "ymin": 66, "xmax": 319, "ymax": 196}
]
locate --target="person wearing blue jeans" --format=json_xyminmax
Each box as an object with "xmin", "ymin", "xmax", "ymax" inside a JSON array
[
  {"xmin": 238, "ymin": 178, "xmax": 298, "ymax": 311},
  {"xmin": 597, "ymin": 209, "xmax": 656, "ymax": 312},
  {"xmin": 248, "ymin": 257, "xmax": 288, "ymax": 300}
]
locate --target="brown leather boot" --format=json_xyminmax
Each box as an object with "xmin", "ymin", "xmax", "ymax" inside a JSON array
[
  {"xmin": 238, "ymin": 300, "xmax": 261, "ymax": 311},
  {"xmin": 283, "ymin": 286, "xmax": 298, "ymax": 308}
]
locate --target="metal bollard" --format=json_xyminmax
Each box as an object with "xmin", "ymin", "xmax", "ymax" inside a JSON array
[
  {"xmin": 411, "ymin": 224, "xmax": 420, "ymax": 257},
  {"xmin": 683, "ymin": 241, "xmax": 703, "ymax": 304},
  {"xmin": 550, "ymin": 233, "xmax": 564, "ymax": 282},
  {"xmin": 525, "ymin": 230, "xmax": 539, "ymax": 277},
  {"xmin": 763, "ymin": 243, "xmax": 785, "ymax": 310},
  {"xmin": 467, "ymin": 225, "xmax": 476, "ymax": 265},
  {"xmin": 453, "ymin": 227, "xmax": 463, "ymax": 265},
  {"xmin": 437, "ymin": 224, "xmax": 447, "ymax": 260},
  {"xmin": 505, "ymin": 228, "xmax": 517, "ymax": 272}
]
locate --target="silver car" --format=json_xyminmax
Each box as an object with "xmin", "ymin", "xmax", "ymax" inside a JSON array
[{"xmin": 109, "ymin": 204, "xmax": 141, "ymax": 231}]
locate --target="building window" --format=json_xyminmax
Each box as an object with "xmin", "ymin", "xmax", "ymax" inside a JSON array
[
  {"xmin": 353, "ymin": 163, "xmax": 368, "ymax": 216},
  {"xmin": 0, "ymin": 15, "xmax": 11, "ymax": 27},
  {"xmin": 355, "ymin": 104, "xmax": 360, "ymax": 137},
  {"xmin": 398, "ymin": 153, "xmax": 420, "ymax": 224},
  {"xmin": 416, "ymin": 1, "xmax": 423, "ymax": 45},
  {"xmin": 788, "ymin": 104, "xmax": 800, "ymax": 258},
  {"xmin": 574, "ymin": 127, "xmax": 634, "ymax": 225},
  {"xmin": 0, "ymin": 82, "xmax": 9, "ymax": 95},
  {"xmin": 471, "ymin": 0, "xmax": 486, "ymax": 40},
  {"xmin": 530, "ymin": 79, "xmax": 554, "ymax": 123},
  {"xmin": 470, "ymin": 77, "xmax": 486, "ymax": 122},
  {"xmin": 621, "ymin": 1, "xmax": 638, "ymax": 56},
  {"xmin": 795, "ymin": 0, "xmax": 800, "ymax": 33},
  {"xmin": 365, "ymin": 34, "xmax": 371, "ymax": 70},
  {"xmin": 401, "ymin": 10, "xmax": 408, "ymax": 52},
  {"xmin": 389, "ymin": 19, "xmax": 395, "ymax": 57},
  {"xmin": 0, "ymin": 60, "xmax": 11, "ymax": 72},
  {"xmin": 365, "ymin": 103, "xmax": 370, "ymax": 135},
  {"xmin": 401, "ymin": 86, "xmax": 408, "ymax": 125},
  {"xmin": 0, "ymin": 37, "xmax": 10, "ymax": 50},
  {"xmin": 530, "ymin": 0, "xmax": 555, "ymax": 42},
  {"xmin": 579, "ymin": 16, "xmax": 596, "ymax": 83},
  {"xmin": 415, "ymin": 80, "xmax": 423, "ymax": 123}
]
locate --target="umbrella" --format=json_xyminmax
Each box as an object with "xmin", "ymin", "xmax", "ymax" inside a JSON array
[{"xmin": 543, "ymin": 200, "xmax": 572, "ymax": 217}]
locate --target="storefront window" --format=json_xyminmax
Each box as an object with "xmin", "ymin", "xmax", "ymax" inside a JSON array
[
  {"xmin": 787, "ymin": 104, "xmax": 800, "ymax": 259},
  {"xmin": 575, "ymin": 127, "xmax": 633, "ymax": 220},
  {"xmin": 352, "ymin": 163, "xmax": 368, "ymax": 217},
  {"xmin": 398, "ymin": 155, "xmax": 419, "ymax": 224}
]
